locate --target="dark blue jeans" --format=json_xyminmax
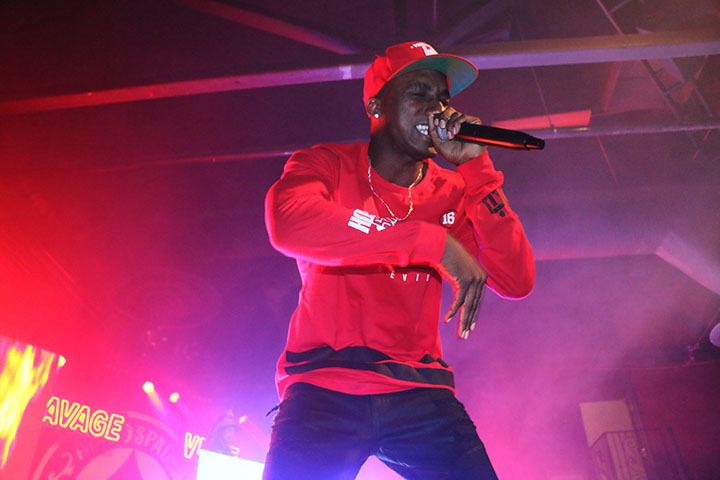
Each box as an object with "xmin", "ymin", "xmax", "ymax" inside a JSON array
[{"xmin": 262, "ymin": 383, "xmax": 499, "ymax": 480}]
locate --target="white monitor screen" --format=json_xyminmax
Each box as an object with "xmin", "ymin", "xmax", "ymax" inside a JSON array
[{"xmin": 196, "ymin": 449, "xmax": 264, "ymax": 480}]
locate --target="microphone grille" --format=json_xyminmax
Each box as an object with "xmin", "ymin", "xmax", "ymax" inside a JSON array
[{"xmin": 437, "ymin": 127, "xmax": 448, "ymax": 142}]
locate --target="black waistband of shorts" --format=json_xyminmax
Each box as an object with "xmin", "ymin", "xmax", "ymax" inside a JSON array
[{"xmin": 284, "ymin": 345, "xmax": 454, "ymax": 388}]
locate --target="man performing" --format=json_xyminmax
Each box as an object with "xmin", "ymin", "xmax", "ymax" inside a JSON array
[{"xmin": 263, "ymin": 41, "xmax": 535, "ymax": 479}]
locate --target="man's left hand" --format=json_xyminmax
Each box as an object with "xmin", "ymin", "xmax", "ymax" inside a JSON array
[{"xmin": 427, "ymin": 108, "xmax": 487, "ymax": 165}]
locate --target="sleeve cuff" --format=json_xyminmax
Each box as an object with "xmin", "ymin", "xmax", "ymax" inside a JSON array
[{"xmin": 455, "ymin": 151, "xmax": 500, "ymax": 185}]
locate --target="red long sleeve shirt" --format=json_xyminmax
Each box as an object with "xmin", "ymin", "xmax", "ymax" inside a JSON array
[{"xmin": 265, "ymin": 142, "xmax": 534, "ymax": 399}]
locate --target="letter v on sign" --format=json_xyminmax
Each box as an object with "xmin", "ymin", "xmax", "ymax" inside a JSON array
[
  {"xmin": 184, "ymin": 432, "xmax": 205, "ymax": 459},
  {"xmin": 59, "ymin": 398, "xmax": 81, "ymax": 428}
]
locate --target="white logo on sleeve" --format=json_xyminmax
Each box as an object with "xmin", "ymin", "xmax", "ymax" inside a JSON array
[
  {"xmin": 439, "ymin": 209, "xmax": 457, "ymax": 228},
  {"xmin": 348, "ymin": 209, "xmax": 398, "ymax": 234}
]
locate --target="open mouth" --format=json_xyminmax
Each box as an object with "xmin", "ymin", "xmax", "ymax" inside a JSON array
[{"xmin": 415, "ymin": 124, "xmax": 429, "ymax": 136}]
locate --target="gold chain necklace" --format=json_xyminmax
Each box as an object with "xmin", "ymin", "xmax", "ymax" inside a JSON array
[{"xmin": 367, "ymin": 156, "xmax": 424, "ymax": 222}]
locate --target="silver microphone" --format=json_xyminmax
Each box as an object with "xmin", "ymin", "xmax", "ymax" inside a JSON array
[{"xmin": 437, "ymin": 127, "xmax": 449, "ymax": 142}]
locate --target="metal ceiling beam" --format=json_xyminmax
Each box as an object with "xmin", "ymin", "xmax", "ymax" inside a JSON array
[
  {"xmin": 172, "ymin": 0, "xmax": 359, "ymax": 54},
  {"xmin": 456, "ymin": 27, "xmax": 720, "ymax": 70},
  {"xmin": 92, "ymin": 120, "xmax": 720, "ymax": 171},
  {"xmin": 529, "ymin": 121, "xmax": 720, "ymax": 138},
  {"xmin": 1, "ymin": 28, "xmax": 718, "ymax": 115},
  {"xmin": 593, "ymin": 0, "xmax": 719, "ymax": 161}
]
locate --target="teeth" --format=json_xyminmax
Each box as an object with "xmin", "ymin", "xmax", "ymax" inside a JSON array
[{"xmin": 416, "ymin": 124, "xmax": 429, "ymax": 135}]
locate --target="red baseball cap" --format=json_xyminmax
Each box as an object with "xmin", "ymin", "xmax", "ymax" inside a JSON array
[{"xmin": 363, "ymin": 41, "xmax": 478, "ymax": 108}]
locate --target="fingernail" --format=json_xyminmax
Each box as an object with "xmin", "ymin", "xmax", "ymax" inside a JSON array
[
  {"xmin": 470, "ymin": 322, "xmax": 476, "ymax": 331},
  {"xmin": 462, "ymin": 330, "xmax": 469, "ymax": 340}
]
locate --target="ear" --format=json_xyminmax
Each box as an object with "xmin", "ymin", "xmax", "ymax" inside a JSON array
[{"xmin": 366, "ymin": 97, "xmax": 382, "ymax": 118}]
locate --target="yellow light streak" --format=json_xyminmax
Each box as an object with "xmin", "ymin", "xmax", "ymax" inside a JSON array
[{"xmin": 0, "ymin": 343, "xmax": 55, "ymax": 468}]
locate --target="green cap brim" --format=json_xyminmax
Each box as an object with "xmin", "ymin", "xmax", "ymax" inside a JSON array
[{"xmin": 392, "ymin": 54, "xmax": 478, "ymax": 98}]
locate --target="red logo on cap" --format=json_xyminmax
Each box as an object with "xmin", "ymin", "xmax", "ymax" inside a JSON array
[{"xmin": 411, "ymin": 42, "xmax": 437, "ymax": 56}]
